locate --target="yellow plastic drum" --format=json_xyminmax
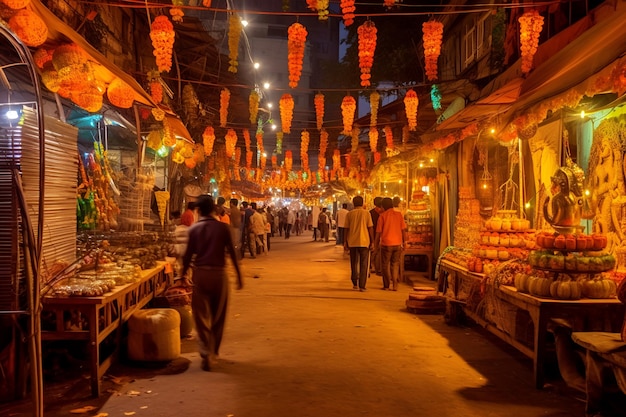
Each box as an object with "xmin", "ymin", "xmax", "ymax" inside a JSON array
[{"xmin": 128, "ymin": 308, "xmax": 181, "ymax": 361}]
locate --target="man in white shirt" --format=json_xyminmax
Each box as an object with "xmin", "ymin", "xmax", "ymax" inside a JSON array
[{"xmin": 336, "ymin": 203, "xmax": 349, "ymax": 246}]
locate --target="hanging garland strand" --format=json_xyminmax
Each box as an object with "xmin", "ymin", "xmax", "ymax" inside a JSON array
[
  {"xmin": 227, "ymin": 13, "xmax": 243, "ymax": 73},
  {"xmin": 287, "ymin": 22, "xmax": 308, "ymax": 89},
  {"xmin": 357, "ymin": 20, "xmax": 377, "ymax": 87}
]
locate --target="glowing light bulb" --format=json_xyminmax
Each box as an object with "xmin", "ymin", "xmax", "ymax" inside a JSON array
[
  {"xmin": 525, "ymin": 202, "xmax": 531, "ymax": 209},
  {"xmin": 482, "ymin": 183, "xmax": 488, "ymax": 189},
  {"xmin": 241, "ymin": 20, "xmax": 249, "ymax": 27},
  {"xmin": 6, "ymin": 109, "xmax": 19, "ymax": 120},
  {"xmin": 490, "ymin": 128, "xmax": 496, "ymax": 134},
  {"xmin": 263, "ymin": 82, "xmax": 270, "ymax": 89},
  {"xmin": 580, "ymin": 110, "xmax": 585, "ymax": 118},
  {"xmin": 253, "ymin": 62, "xmax": 260, "ymax": 69}
]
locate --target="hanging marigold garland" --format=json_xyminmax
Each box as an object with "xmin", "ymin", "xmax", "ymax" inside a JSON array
[
  {"xmin": 243, "ymin": 129, "xmax": 251, "ymax": 152},
  {"xmin": 33, "ymin": 48, "xmax": 53, "ymax": 69},
  {"xmin": 340, "ymin": 0, "xmax": 355, "ymax": 27},
  {"xmin": 519, "ymin": 10, "xmax": 544, "ymax": 74},
  {"xmin": 203, "ymin": 126, "xmax": 215, "ymax": 155},
  {"xmin": 260, "ymin": 153, "xmax": 267, "ymax": 172},
  {"xmin": 350, "ymin": 127, "xmax": 359, "ymax": 153},
  {"xmin": 319, "ymin": 128, "xmax": 328, "ymax": 157},
  {"xmin": 8, "ymin": 9, "xmax": 48, "ymax": 47},
  {"xmin": 256, "ymin": 130, "xmax": 264, "ymax": 155},
  {"xmin": 279, "ymin": 94, "xmax": 294, "ymax": 133},
  {"xmin": 374, "ymin": 151, "xmax": 381, "ymax": 165},
  {"xmin": 369, "ymin": 127, "xmax": 378, "ymax": 152},
  {"xmin": 422, "ymin": 20, "xmax": 443, "ymax": 82},
  {"xmin": 357, "ymin": 20, "xmax": 377, "ymax": 87},
  {"xmin": 249, "ymin": 90, "xmax": 260, "ymax": 125},
  {"xmin": 224, "ymin": 128, "xmax": 238, "ymax": 158},
  {"xmin": 276, "ymin": 131, "xmax": 283, "ymax": 154},
  {"xmin": 287, "ymin": 22, "xmax": 307, "ymax": 88},
  {"xmin": 383, "ymin": 0, "xmax": 397, "ymax": 8},
  {"xmin": 107, "ymin": 77, "xmax": 135, "ymax": 109},
  {"xmin": 271, "ymin": 154, "xmax": 278, "ymax": 169},
  {"xmin": 169, "ymin": 7, "xmax": 184, "ymax": 23},
  {"xmin": 228, "ymin": 14, "xmax": 243, "ymax": 73},
  {"xmin": 332, "ymin": 149, "xmax": 341, "ymax": 171},
  {"xmin": 234, "ymin": 147, "xmax": 242, "ymax": 181},
  {"xmin": 305, "ymin": 0, "xmax": 329, "ymax": 20},
  {"xmin": 152, "ymin": 107, "xmax": 165, "ymax": 121},
  {"xmin": 219, "ymin": 88, "xmax": 230, "ymax": 127},
  {"xmin": 403, "ymin": 89, "xmax": 418, "ymax": 131},
  {"xmin": 285, "ymin": 150, "xmax": 293, "ymax": 172},
  {"xmin": 163, "ymin": 118, "xmax": 175, "ymax": 147},
  {"xmin": 202, "ymin": 0, "xmax": 211, "ymax": 7},
  {"xmin": 1, "ymin": 0, "xmax": 31, "ymax": 9},
  {"xmin": 150, "ymin": 16, "xmax": 175, "ymax": 73},
  {"xmin": 358, "ymin": 148, "xmax": 366, "ymax": 171},
  {"xmin": 314, "ymin": 93, "xmax": 325, "ymax": 130},
  {"xmin": 301, "ymin": 130, "xmax": 310, "ymax": 171},
  {"xmin": 402, "ymin": 125, "xmax": 410, "ymax": 145},
  {"xmin": 384, "ymin": 125, "xmax": 394, "ymax": 150},
  {"xmin": 370, "ymin": 91, "xmax": 380, "ymax": 127},
  {"xmin": 341, "ymin": 95, "xmax": 356, "ymax": 135}
]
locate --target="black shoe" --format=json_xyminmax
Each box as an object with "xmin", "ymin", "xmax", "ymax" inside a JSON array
[{"xmin": 201, "ymin": 357, "xmax": 211, "ymax": 371}]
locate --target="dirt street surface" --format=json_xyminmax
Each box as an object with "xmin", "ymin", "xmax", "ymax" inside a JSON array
[{"xmin": 4, "ymin": 234, "xmax": 588, "ymax": 417}]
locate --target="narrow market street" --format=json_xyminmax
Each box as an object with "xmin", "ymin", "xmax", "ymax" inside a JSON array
[{"xmin": 6, "ymin": 232, "xmax": 589, "ymax": 417}]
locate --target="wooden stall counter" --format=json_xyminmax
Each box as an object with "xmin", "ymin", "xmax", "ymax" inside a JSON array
[{"xmin": 42, "ymin": 262, "xmax": 170, "ymax": 397}]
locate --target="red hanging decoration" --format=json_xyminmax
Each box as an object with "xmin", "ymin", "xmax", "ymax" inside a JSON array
[
  {"xmin": 422, "ymin": 20, "xmax": 443, "ymax": 82},
  {"xmin": 357, "ymin": 20, "xmax": 377, "ymax": 87}
]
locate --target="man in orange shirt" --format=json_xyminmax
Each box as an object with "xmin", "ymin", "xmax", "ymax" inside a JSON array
[{"xmin": 375, "ymin": 197, "xmax": 407, "ymax": 291}]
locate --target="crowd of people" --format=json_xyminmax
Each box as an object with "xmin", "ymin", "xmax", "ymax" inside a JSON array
[{"xmin": 169, "ymin": 194, "xmax": 408, "ymax": 371}]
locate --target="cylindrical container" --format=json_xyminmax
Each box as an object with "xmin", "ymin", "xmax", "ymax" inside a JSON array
[{"xmin": 128, "ymin": 308, "xmax": 181, "ymax": 361}]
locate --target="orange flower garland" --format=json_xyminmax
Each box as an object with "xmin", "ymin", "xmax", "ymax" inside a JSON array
[
  {"xmin": 332, "ymin": 149, "xmax": 341, "ymax": 171},
  {"xmin": 150, "ymin": 16, "xmax": 175, "ymax": 73},
  {"xmin": 234, "ymin": 147, "xmax": 242, "ymax": 181},
  {"xmin": 152, "ymin": 108, "xmax": 165, "ymax": 121},
  {"xmin": 519, "ymin": 10, "xmax": 544, "ymax": 74},
  {"xmin": 357, "ymin": 20, "xmax": 377, "ymax": 87},
  {"xmin": 403, "ymin": 89, "xmax": 418, "ymax": 131},
  {"xmin": 220, "ymin": 88, "xmax": 230, "ymax": 127},
  {"xmin": 202, "ymin": 0, "xmax": 211, "ymax": 6},
  {"xmin": 163, "ymin": 118, "xmax": 175, "ymax": 147},
  {"xmin": 300, "ymin": 130, "xmax": 310, "ymax": 171},
  {"xmin": 169, "ymin": 7, "xmax": 184, "ymax": 23},
  {"xmin": 203, "ymin": 126, "xmax": 215, "ymax": 155},
  {"xmin": 279, "ymin": 94, "xmax": 294, "ymax": 134},
  {"xmin": 33, "ymin": 48, "xmax": 53, "ymax": 69},
  {"xmin": 8, "ymin": 9, "xmax": 48, "ymax": 47},
  {"xmin": 422, "ymin": 20, "xmax": 443, "ymax": 82},
  {"xmin": 402, "ymin": 125, "xmax": 409, "ymax": 145},
  {"xmin": 224, "ymin": 128, "xmax": 238, "ymax": 158},
  {"xmin": 256, "ymin": 130, "xmax": 264, "ymax": 154},
  {"xmin": 314, "ymin": 93, "xmax": 325, "ymax": 130},
  {"xmin": 384, "ymin": 125, "xmax": 393, "ymax": 150},
  {"xmin": 319, "ymin": 128, "xmax": 328, "ymax": 155},
  {"xmin": 246, "ymin": 150, "xmax": 253, "ymax": 170},
  {"xmin": 369, "ymin": 91, "xmax": 380, "ymax": 127},
  {"xmin": 1, "ymin": 0, "xmax": 31, "ymax": 9},
  {"xmin": 306, "ymin": 0, "xmax": 329, "ymax": 21},
  {"xmin": 227, "ymin": 14, "xmax": 243, "ymax": 73},
  {"xmin": 383, "ymin": 0, "xmax": 397, "ymax": 7},
  {"xmin": 72, "ymin": 85, "xmax": 103, "ymax": 113},
  {"xmin": 374, "ymin": 151, "xmax": 381, "ymax": 165},
  {"xmin": 149, "ymin": 80, "xmax": 163, "ymax": 104},
  {"xmin": 271, "ymin": 155, "xmax": 278, "ymax": 169},
  {"xmin": 260, "ymin": 153, "xmax": 267, "ymax": 172},
  {"xmin": 285, "ymin": 150, "xmax": 293, "ymax": 172},
  {"xmin": 287, "ymin": 23, "xmax": 307, "ymax": 88},
  {"xmin": 249, "ymin": 90, "xmax": 260, "ymax": 125},
  {"xmin": 351, "ymin": 126, "xmax": 360, "ymax": 153},
  {"xmin": 340, "ymin": 0, "xmax": 355, "ymax": 27},
  {"xmin": 369, "ymin": 127, "xmax": 378, "ymax": 152},
  {"xmin": 341, "ymin": 95, "xmax": 356, "ymax": 135},
  {"xmin": 107, "ymin": 77, "xmax": 135, "ymax": 109}
]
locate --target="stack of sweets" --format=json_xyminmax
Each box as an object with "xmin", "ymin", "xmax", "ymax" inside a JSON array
[{"xmin": 454, "ymin": 186, "xmax": 482, "ymax": 249}]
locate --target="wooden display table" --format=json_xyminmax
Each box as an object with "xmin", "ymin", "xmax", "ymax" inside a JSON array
[
  {"xmin": 401, "ymin": 247, "xmax": 433, "ymax": 281},
  {"xmin": 494, "ymin": 286, "xmax": 624, "ymax": 389},
  {"xmin": 41, "ymin": 263, "xmax": 170, "ymax": 397}
]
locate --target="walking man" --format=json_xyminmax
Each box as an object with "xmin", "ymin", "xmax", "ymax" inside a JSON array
[
  {"xmin": 369, "ymin": 197, "xmax": 383, "ymax": 275},
  {"xmin": 336, "ymin": 203, "xmax": 349, "ymax": 245},
  {"xmin": 318, "ymin": 207, "xmax": 330, "ymax": 242},
  {"xmin": 229, "ymin": 198, "xmax": 242, "ymax": 260},
  {"xmin": 375, "ymin": 197, "xmax": 407, "ymax": 291},
  {"xmin": 181, "ymin": 195, "xmax": 243, "ymax": 371},
  {"xmin": 343, "ymin": 196, "xmax": 374, "ymax": 291}
]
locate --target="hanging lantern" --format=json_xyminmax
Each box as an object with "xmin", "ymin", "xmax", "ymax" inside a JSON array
[
  {"xmin": 287, "ymin": 22, "xmax": 307, "ymax": 88},
  {"xmin": 228, "ymin": 14, "xmax": 243, "ymax": 73},
  {"xmin": 203, "ymin": 126, "xmax": 215, "ymax": 155},
  {"xmin": 150, "ymin": 16, "xmax": 175, "ymax": 73},
  {"xmin": 285, "ymin": 150, "xmax": 293, "ymax": 172},
  {"xmin": 341, "ymin": 95, "xmax": 356, "ymax": 135},
  {"xmin": 332, "ymin": 149, "xmax": 341, "ymax": 171},
  {"xmin": 357, "ymin": 20, "xmax": 377, "ymax": 87},
  {"xmin": 340, "ymin": 0, "xmax": 355, "ymax": 27},
  {"xmin": 369, "ymin": 127, "xmax": 378, "ymax": 152},
  {"xmin": 384, "ymin": 125, "xmax": 394, "ymax": 150},
  {"xmin": 249, "ymin": 90, "xmax": 260, "ymax": 125},
  {"xmin": 370, "ymin": 91, "xmax": 380, "ymax": 127},
  {"xmin": 8, "ymin": 9, "xmax": 48, "ymax": 47},
  {"xmin": 220, "ymin": 88, "xmax": 230, "ymax": 127},
  {"xmin": 169, "ymin": 6, "xmax": 184, "ymax": 23},
  {"xmin": 300, "ymin": 130, "xmax": 310, "ymax": 171},
  {"xmin": 107, "ymin": 77, "xmax": 135, "ymax": 109},
  {"xmin": 403, "ymin": 89, "xmax": 418, "ymax": 131},
  {"xmin": 279, "ymin": 94, "xmax": 294, "ymax": 133},
  {"xmin": 422, "ymin": 20, "xmax": 443, "ymax": 82},
  {"xmin": 225, "ymin": 128, "xmax": 238, "ymax": 158},
  {"xmin": 314, "ymin": 93, "xmax": 325, "ymax": 130},
  {"xmin": 519, "ymin": 10, "xmax": 544, "ymax": 74},
  {"xmin": 33, "ymin": 48, "xmax": 53, "ymax": 69}
]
